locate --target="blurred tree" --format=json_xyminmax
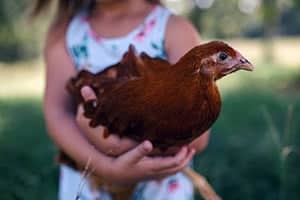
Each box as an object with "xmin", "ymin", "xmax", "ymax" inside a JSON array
[
  {"xmin": 261, "ymin": 0, "xmax": 279, "ymax": 37},
  {"xmin": 188, "ymin": 5, "xmax": 203, "ymax": 33},
  {"xmin": 280, "ymin": 9, "xmax": 300, "ymax": 36},
  {"xmin": 186, "ymin": 0, "xmax": 300, "ymax": 39},
  {"xmin": 294, "ymin": 0, "xmax": 300, "ymax": 6},
  {"xmin": 260, "ymin": 0, "xmax": 298, "ymax": 62},
  {"xmin": 187, "ymin": 0, "xmax": 261, "ymax": 38},
  {"xmin": 0, "ymin": 0, "xmax": 47, "ymax": 62},
  {"xmin": 260, "ymin": 0, "xmax": 280, "ymax": 62}
]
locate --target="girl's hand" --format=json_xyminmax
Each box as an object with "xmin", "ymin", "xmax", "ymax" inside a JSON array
[
  {"xmin": 105, "ymin": 140, "xmax": 195, "ymax": 184},
  {"xmin": 76, "ymin": 86, "xmax": 138, "ymax": 156}
]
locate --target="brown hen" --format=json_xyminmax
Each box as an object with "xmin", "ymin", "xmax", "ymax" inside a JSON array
[{"xmin": 67, "ymin": 41, "xmax": 253, "ymax": 150}]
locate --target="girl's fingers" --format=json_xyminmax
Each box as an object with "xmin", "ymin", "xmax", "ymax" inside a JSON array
[
  {"xmin": 104, "ymin": 133, "xmax": 136, "ymax": 148},
  {"xmin": 121, "ymin": 140, "xmax": 153, "ymax": 164},
  {"xmin": 117, "ymin": 137, "xmax": 139, "ymax": 153},
  {"xmin": 151, "ymin": 146, "xmax": 188, "ymax": 171},
  {"xmin": 101, "ymin": 134, "xmax": 138, "ymax": 156},
  {"xmin": 153, "ymin": 148, "xmax": 195, "ymax": 175},
  {"xmin": 81, "ymin": 86, "xmax": 97, "ymax": 101}
]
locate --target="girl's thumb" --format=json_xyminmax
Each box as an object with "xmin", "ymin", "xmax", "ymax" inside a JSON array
[{"xmin": 81, "ymin": 86, "xmax": 96, "ymax": 101}]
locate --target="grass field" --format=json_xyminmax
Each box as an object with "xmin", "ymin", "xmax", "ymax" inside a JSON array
[{"xmin": 0, "ymin": 39, "xmax": 300, "ymax": 200}]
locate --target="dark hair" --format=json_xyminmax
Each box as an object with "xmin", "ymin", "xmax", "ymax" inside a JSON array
[{"xmin": 32, "ymin": 0, "xmax": 161, "ymax": 24}]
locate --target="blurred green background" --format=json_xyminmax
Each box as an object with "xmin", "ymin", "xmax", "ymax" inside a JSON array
[{"xmin": 0, "ymin": 0, "xmax": 300, "ymax": 199}]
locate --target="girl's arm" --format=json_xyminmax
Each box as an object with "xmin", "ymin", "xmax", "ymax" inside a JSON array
[
  {"xmin": 165, "ymin": 15, "xmax": 210, "ymax": 153},
  {"xmin": 43, "ymin": 24, "xmax": 111, "ymax": 174},
  {"xmin": 44, "ymin": 23, "xmax": 194, "ymax": 183}
]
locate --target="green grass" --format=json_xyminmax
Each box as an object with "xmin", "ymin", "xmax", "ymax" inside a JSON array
[
  {"xmin": 0, "ymin": 61, "xmax": 300, "ymax": 200},
  {"xmin": 0, "ymin": 97, "xmax": 58, "ymax": 200}
]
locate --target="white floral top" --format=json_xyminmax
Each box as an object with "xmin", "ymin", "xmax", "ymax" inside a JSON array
[{"xmin": 66, "ymin": 5, "xmax": 171, "ymax": 74}]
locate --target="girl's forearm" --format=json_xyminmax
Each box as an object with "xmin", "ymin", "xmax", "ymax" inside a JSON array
[{"xmin": 44, "ymin": 107, "xmax": 112, "ymax": 177}]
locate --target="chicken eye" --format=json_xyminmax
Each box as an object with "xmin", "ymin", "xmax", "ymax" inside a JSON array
[{"xmin": 218, "ymin": 52, "xmax": 228, "ymax": 61}]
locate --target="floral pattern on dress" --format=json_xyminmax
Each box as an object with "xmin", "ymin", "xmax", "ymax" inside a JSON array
[
  {"xmin": 167, "ymin": 178, "xmax": 180, "ymax": 193},
  {"xmin": 135, "ymin": 19, "xmax": 157, "ymax": 42},
  {"xmin": 69, "ymin": 33, "xmax": 90, "ymax": 70},
  {"xmin": 151, "ymin": 39, "xmax": 167, "ymax": 59}
]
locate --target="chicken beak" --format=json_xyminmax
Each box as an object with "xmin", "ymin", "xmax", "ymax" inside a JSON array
[
  {"xmin": 215, "ymin": 56, "xmax": 254, "ymax": 81},
  {"xmin": 237, "ymin": 57, "xmax": 254, "ymax": 71}
]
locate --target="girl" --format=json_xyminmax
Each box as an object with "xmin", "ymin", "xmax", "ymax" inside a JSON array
[{"xmin": 33, "ymin": 0, "xmax": 210, "ymax": 199}]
